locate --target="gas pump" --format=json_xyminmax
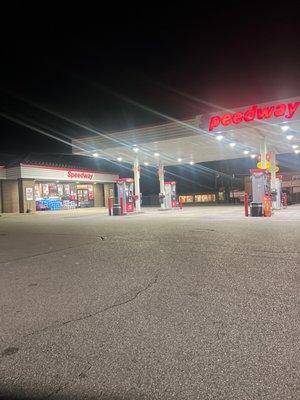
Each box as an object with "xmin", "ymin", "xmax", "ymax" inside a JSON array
[
  {"xmin": 164, "ymin": 181, "xmax": 177, "ymax": 209},
  {"xmin": 116, "ymin": 178, "xmax": 135, "ymax": 214},
  {"xmin": 249, "ymin": 169, "xmax": 270, "ymax": 216}
]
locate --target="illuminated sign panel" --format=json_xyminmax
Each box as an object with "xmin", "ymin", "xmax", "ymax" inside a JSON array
[{"xmin": 208, "ymin": 101, "xmax": 300, "ymax": 132}]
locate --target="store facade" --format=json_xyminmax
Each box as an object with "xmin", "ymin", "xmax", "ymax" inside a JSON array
[{"xmin": 0, "ymin": 163, "xmax": 118, "ymax": 213}]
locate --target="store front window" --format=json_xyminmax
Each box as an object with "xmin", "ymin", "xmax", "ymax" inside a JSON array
[{"xmin": 35, "ymin": 182, "xmax": 95, "ymax": 211}]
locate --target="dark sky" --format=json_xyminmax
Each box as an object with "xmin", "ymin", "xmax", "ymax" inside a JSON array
[{"xmin": 1, "ymin": 3, "xmax": 300, "ymax": 154}]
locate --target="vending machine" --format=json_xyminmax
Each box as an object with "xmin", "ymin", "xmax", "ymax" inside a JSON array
[
  {"xmin": 164, "ymin": 181, "xmax": 177, "ymax": 209},
  {"xmin": 249, "ymin": 169, "xmax": 270, "ymax": 216},
  {"xmin": 116, "ymin": 178, "xmax": 135, "ymax": 213}
]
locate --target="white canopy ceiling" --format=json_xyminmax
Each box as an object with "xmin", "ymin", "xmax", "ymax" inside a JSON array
[{"xmin": 72, "ymin": 98, "xmax": 300, "ymax": 166}]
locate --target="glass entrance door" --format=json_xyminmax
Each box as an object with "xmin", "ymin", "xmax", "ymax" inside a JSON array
[{"xmin": 77, "ymin": 189, "xmax": 89, "ymax": 206}]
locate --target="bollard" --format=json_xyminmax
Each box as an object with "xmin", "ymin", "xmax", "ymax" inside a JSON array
[
  {"xmin": 179, "ymin": 197, "xmax": 183, "ymax": 210},
  {"xmin": 244, "ymin": 192, "xmax": 249, "ymax": 216},
  {"xmin": 120, "ymin": 197, "xmax": 124, "ymax": 215},
  {"xmin": 108, "ymin": 197, "xmax": 113, "ymax": 216}
]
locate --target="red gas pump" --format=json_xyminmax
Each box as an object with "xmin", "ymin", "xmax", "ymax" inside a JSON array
[
  {"xmin": 164, "ymin": 181, "xmax": 177, "ymax": 208},
  {"xmin": 282, "ymin": 192, "xmax": 288, "ymax": 209},
  {"xmin": 116, "ymin": 178, "xmax": 135, "ymax": 214}
]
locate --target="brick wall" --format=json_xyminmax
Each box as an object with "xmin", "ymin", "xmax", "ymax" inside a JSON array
[
  {"xmin": 2, "ymin": 180, "xmax": 20, "ymax": 213},
  {"xmin": 94, "ymin": 183, "xmax": 104, "ymax": 207},
  {"xmin": 18, "ymin": 179, "xmax": 36, "ymax": 213},
  {"xmin": 104, "ymin": 183, "xmax": 115, "ymax": 207}
]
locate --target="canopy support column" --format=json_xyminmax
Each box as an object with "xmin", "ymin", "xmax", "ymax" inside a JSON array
[
  {"xmin": 133, "ymin": 158, "xmax": 141, "ymax": 212},
  {"xmin": 158, "ymin": 164, "xmax": 165, "ymax": 209}
]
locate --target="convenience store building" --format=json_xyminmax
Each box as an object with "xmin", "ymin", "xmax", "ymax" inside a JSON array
[{"xmin": 0, "ymin": 158, "xmax": 118, "ymax": 213}]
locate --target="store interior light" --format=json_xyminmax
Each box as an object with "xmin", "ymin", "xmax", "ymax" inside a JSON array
[
  {"xmin": 154, "ymin": 152, "xmax": 159, "ymax": 157},
  {"xmin": 243, "ymin": 150, "xmax": 250, "ymax": 155},
  {"xmin": 250, "ymin": 154, "xmax": 256, "ymax": 159},
  {"xmin": 56, "ymin": 180, "xmax": 59, "ymax": 183},
  {"xmin": 144, "ymin": 162, "xmax": 149, "ymax": 166},
  {"xmin": 229, "ymin": 142, "xmax": 236, "ymax": 147},
  {"xmin": 133, "ymin": 147, "xmax": 139, "ymax": 152},
  {"xmin": 295, "ymin": 149, "xmax": 300, "ymax": 154},
  {"xmin": 281, "ymin": 125, "xmax": 290, "ymax": 132},
  {"xmin": 189, "ymin": 161, "xmax": 195, "ymax": 165},
  {"xmin": 286, "ymin": 135, "xmax": 294, "ymax": 140},
  {"xmin": 76, "ymin": 181, "xmax": 80, "ymax": 184},
  {"xmin": 93, "ymin": 153, "xmax": 99, "ymax": 158},
  {"xmin": 117, "ymin": 157, "xmax": 122, "ymax": 161},
  {"xmin": 292, "ymin": 144, "xmax": 298, "ymax": 149},
  {"xmin": 177, "ymin": 158, "xmax": 182, "ymax": 162},
  {"xmin": 216, "ymin": 135, "xmax": 223, "ymax": 141}
]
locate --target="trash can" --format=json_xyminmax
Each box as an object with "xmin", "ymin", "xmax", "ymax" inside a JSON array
[
  {"xmin": 112, "ymin": 204, "xmax": 122, "ymax": 216},
  {"xmin": 250, "ymin": 202, "xmax": 263, "ymax": 217}
]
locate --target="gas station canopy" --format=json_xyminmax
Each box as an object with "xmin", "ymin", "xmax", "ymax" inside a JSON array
[{"xmin": 72, "ymin": 97, "xmax": 300, "ymax": 166}]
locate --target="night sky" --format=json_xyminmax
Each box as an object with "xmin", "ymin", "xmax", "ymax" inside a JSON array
[{"xmin": 1, "ymin": 3, "xmax": 300, "ymax": 188}]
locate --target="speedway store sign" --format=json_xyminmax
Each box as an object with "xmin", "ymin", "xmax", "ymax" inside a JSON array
[
  {"xmin": 207, "ymin": 100, "xmax": 300, "ymax": 132},
  {"xmin": 18, "ymin": 164, "xmax": 118, "ymax": 183},
  {"xmin": 67, "ymin": 170, "xmax": 93, "ymax": 180}
]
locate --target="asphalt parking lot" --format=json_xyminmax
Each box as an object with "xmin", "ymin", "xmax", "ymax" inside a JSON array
[{"xmin": 0, "ymin": 205, "xmax": 299, "ymax": 400}]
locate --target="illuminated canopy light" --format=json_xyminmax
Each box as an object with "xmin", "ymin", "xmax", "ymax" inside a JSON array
[
  {"xmin": 229, "ymin": 142, "xmax": 236, "ymax": 147},
  {"xmin": 292, "ymin": 144, "xmax": 299, "ymax": 149},
  {"xmin": 56, "ymin": 180, "xmax": 60, "ymax": 183},
  {"xmin": 133, "ymin": 147, "xmax": 139, "ymax": 152},
  {"xmin": 189, "ymin": 161, "xmax": 195, "ymax": 165},
  {"xmin": 216, "ymin": 135, "xmax": 223, "ymax": 141},
  {"xmin": 286, "ymin": 135, "xmax": 294, "ymax": 140},
  {"xmin": 243, "ymin": 150, "xmax": 250, "ymax": 155},
  {"xmin": 177, "ymin": 158, "xmax": 182, "ymax": 162},
  {"xmin": 154, "ymin": 152, "xmax": 159, "ymax": 157},
  {"xmin": 295, "ymin": 149, "xmax": 300, "ymax": 154},
  {"xmin": 250, "ymin": 154, "xmax": 256, "ymax": 159},
  {"xmin": 117, "ymin": 157, "xmax": 122, "ymax": 161},
  {"xmin": 281, "ymin": 125, "xmax": 290, "ymax": 132},
  {"xmin": 93, "ymin": 153, "xmax": 99, "ymax": 157},
  {"xmin": 144, "ymin": 162, "xmax": 149, "ymax": 166}
]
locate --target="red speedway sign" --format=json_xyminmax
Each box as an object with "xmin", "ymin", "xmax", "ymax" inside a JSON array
[
  {"xmin": 67, "ymin": 170, "xmax": 93, "ymax": 180},
  {"xmin": 208, "ymin": 101, "xmax": 300, "ymax": 132}
]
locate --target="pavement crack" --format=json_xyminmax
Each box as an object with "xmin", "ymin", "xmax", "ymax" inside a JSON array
[
  {"xmin": 43, "ymin": 363, "xmax": 93, "ymax": 399},
  {"xmin": 24, "ymin": 272, "xmax": 159, "ymax": 339},
  {"xmin": 61, "ymin": 272, "xmax": 159, "ymax": 328},
  {"xmin": 0, "ymin": 239, "xmax": 105, "ymax": 265},
  {"xmin": 43, "ymin": 385, "xmax": 64, "ymax": 399}
]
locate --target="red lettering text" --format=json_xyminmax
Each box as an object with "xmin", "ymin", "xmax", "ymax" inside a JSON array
[
  {"xmin": 243, "ymin": 105, "xmax": 257, "ymax": 122},
  {"xmin": 257, "ymin": 106, "xmax": 274, "ymax": 119},
  {"xmin": 207, "ymin": 100, "xmax": 300, "ymax": 131},
  {"xmin": 232, "ymin": 112, "xmax": 243, "ymax": 124},
  {"xmin": 208, "ymin": 116, "xmax": 221, "ymax": 131},
  {"xmin": 286, "ymin": 101, "xmax": 300, "ymax": 119},
  {"xmin": 67, "ymin": 171, "xmax": 93, "ymax": 180},
  {"xmin": 274, "ymin": 103, "xmax": 286, "ymax": 117},
  {"xmin": 221, "ymin": 114, "xmax": 232, "ymax": 126}
]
